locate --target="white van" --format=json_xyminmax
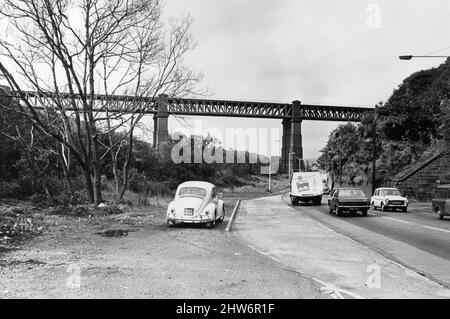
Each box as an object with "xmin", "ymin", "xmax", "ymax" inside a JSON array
[{"xmin": 290, "ymin": 172, "xmax": 324, "ymax": 206}]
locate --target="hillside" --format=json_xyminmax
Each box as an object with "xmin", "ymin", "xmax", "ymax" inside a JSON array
[{"xmin": 318, "ymin": 58, "xmax": 450, "ymax": 189}]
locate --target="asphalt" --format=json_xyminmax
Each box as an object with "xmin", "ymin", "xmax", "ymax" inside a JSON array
[
  {"xmin": 292, "ymin": 195, "xmax": 450, "ymax": 287},
  {"xmin": 232, "ymin": 194, "xmax": 450, "ymax": 298}
]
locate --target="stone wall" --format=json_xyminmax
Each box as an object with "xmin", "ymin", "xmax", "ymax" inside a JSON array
[{"xmin": 392, "ymin": 153, "xmax": 450, "ymax": 200}]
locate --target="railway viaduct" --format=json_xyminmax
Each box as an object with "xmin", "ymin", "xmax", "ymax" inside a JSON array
[{"xmin": 1, "ymin": 89, "xmax": 372, "ymax": 173}]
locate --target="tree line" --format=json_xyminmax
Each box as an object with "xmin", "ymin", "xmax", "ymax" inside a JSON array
[
  {"xmin": 318, "ymin": 58, "xmax": 450, "ymax": 188},
  {"xmin": 0, "ymin": 0, "xmax": 201, "ymax": 204}
]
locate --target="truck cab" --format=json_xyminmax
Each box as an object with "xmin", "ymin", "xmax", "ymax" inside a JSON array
[{"xmin": 290, "ymin": 171, "xmax": 324, "ymax": 206}]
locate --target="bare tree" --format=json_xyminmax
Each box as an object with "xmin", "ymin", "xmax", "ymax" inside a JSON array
[{"xmin": 0, "ymin": 0, "xmax": 201, "ymax": 204}]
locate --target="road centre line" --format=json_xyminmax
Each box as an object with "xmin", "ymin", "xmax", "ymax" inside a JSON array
[
  {"xmin": 382, "ymin": 216, "xmax": 450, "ymax": 234},
  {"xmin": 422, "ymin": 225, "xmax": 450, "ymax": 234},
  {"xmin": 382, "ymin": 217, "xmax": 410, "ymax": 224}
]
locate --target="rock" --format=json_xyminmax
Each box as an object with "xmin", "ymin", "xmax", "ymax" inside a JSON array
[{"xmin": 98, "ymin": 203, "xmax": 108, "ymax": 208}]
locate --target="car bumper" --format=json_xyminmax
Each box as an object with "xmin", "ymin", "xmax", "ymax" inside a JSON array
[
  {"xmin": 385, "ymin": 204, "xmax": 408, "ymax": 208},
  {"xmin": 167, "ymin": 217, "xmax": 213, "ymax": 224},
  {"xmin": 292, "ymin": 195, "xmax": 322, "ymax": 200},
  {"xmin": 339, "ymin": 205, "xmax": 370, "ymax": 210}
]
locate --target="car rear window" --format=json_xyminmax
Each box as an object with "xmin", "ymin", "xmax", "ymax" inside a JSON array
[
  {"xmin": 339, "ymin": 189, "xmax": 366, "ymax": 197},
  {"xmin": 381, "ymin": 189, "xmax": 401, "ymax": 196},
  {"xmin": 179, "ymin": 187, "xmax": 207, "ymax": 198}
]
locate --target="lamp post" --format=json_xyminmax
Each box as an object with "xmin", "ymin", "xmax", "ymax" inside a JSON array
[
  {"xmin": 288, "ymin": 152, "xmax": 296, "ymax": 182},
  {"xmin": 371, "ymin": 104, "xmax": 379, "ymax": 195},
  {"xmin": 268, "ymin": 139, "xmax": 280, "ymax": 192},
  {"xmin": 333, "ymin": 132, "xmax": 343, "ymax": 187}
]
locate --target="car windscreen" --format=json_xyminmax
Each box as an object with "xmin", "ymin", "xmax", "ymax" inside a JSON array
[
  {"xmin": 179, "ymin": 187, "xmax": 207, "ymax": 198},
  {"xmin": 381, "ymin": 189, "xmax": 401, "ymax": 196},
  {"xmin": 339, "ymin": 189, "xmax": 366, "ymax": 197}
]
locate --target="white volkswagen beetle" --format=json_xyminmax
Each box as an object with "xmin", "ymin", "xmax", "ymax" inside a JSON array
[{"xmin": 166, "ymin": 181, "xmax": 225, "ymax": 228}]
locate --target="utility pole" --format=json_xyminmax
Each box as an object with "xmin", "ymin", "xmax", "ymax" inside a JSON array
[
  {"xmin": 339, "ymin": 142, "xmax": 342, "ymax": 187},
  {"xmin": 372, "ymin": 105, "xmax": 378, "ymax": 195},
  {"xmin": 333, "ymin": 131, "xmax": 343, "ymax": 187}
]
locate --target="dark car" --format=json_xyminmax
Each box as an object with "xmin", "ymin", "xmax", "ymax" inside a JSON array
[
  {"xmin": 328, "ymin": 188, "xmax": 370, "ymax": 217},
  {"xmin": 432, "ymin": 184, "xmax": 450, "ymax": 220}
]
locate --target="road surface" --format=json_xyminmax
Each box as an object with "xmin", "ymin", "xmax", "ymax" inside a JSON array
[
  {"xmin": 232, "ymin": 194, "xmax": 450, "ymax": 298},
  {"xmin": 293, "ymin": 195, "xmax": 450, "ymax": 288}
]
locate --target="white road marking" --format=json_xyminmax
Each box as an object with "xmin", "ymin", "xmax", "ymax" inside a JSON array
[
  {"xmin": 313, "ymin": 278, "xmax": 365, "ymax": 300},
  {"xmin": 382, "ymin": 217, "xmax": 410, "ymax": 224},
  {"xmin": 422, "ymin": 226, "xmax": 450, "ymax": 234},
  {"xmin": 280, "ymin": 225, "xmax": 308, "ymax": 228}
]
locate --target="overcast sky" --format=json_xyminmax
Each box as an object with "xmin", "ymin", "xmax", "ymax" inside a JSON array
[{"xmin": 147, "ymin": 0, "xmax": 450, "ymax": 158}]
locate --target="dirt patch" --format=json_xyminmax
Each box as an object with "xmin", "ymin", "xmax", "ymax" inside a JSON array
[
  {"xmin": 0, "ymin": 246, "xmax": 16, "ymax": 254},
  {"xmin": 48, "ymin": 205, "xmax": 124, "ymax": 217},
  {"xmin": 97, "ymin": 229, "xmax": 130, "ymax": 238},
  {"xmin": 0, "ymin": 190, "xmax": 325, "ymax": 298},
  {"xmin": 0, "ymin": 259, "xmax": 46, "ymax": 268},
  {"xmin": 0, "ymin": 203, "xmax": 45, "ymax": 248}
]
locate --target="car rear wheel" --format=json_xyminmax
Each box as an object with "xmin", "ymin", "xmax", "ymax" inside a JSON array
[
  {"xmin": 218, "ymin": 208, "xmax": 225, "ymax": 222},
  {"xmin": 167, "ymin": 220, "xmax": 175, "ymax": 227},
  {"xmin": 436, "ymin": 206, "xmax": 444, "ymax": 220},
  {"xmin": 206, "ymin": 217, "xmax": 216, "ymax": 229}
]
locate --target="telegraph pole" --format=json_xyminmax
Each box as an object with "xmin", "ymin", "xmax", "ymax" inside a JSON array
[{"xmin": 372, "ymin": 105, "xmax": 378, "ymax": 195}]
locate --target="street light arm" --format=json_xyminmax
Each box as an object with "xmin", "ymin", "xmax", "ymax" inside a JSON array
[{"xmin": 399, "ymin": 55, "xmax": 450, "ymax": 60}]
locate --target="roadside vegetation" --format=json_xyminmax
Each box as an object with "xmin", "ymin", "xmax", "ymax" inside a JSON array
[{"xmin": 0, "ymin": 1, "xmax": 276, "ymax": 254}]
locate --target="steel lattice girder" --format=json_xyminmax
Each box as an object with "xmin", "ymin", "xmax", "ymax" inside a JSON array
[{"xmin": 6, "ymin": 91, "xmax": 373, "ymax": 122}]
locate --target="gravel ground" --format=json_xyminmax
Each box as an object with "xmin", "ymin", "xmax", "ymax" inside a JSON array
[{"xmin": 0, "ymin": 185, "xmax": 324, "ymax": 299}]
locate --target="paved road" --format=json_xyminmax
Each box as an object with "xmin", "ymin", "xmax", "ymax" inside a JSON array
[
  {"xmin": 288, "ymin": 195, "xmax": 450, "ymax": 288},
  {"xmin": 233, "ymin": 195, "xmax": 450, "ymax": 298}
]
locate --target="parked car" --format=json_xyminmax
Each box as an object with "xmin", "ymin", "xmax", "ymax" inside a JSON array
[
  {"xmin": 432, "ymin": 184, "xmax": 450, "ymax": 220},
  {"xmin": 328, "ymin": 187, "xmax": 370, "ymax": 216},
  {"xmin": 371, "ymin": 188, "xmax": 408, "ymax": 212},
  {"xmin": 166, "ymin": 181, "xmax": 225, "ymax": 228}
]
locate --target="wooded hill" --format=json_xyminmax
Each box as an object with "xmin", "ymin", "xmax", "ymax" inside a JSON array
[{"xmin": 318, "ymin": 58, "xmax": 450, "ymax": 187}]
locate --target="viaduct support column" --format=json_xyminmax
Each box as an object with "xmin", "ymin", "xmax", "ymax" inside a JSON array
[
  {"xmin": 153, "ymin": 94, "xmax": 170, "ymax": 149},
  {"xmin": 281, "ymin": 118, "xmax": 291, "ymax": 174},
  {"xmin": 289, "ymin": 100, "xmax": 303, "ymax": 173}
]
